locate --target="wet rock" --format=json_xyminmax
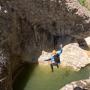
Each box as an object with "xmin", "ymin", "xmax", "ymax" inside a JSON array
[{"xmin": 85, "ymin": 0, "xmax": 90, "ymax": 10}]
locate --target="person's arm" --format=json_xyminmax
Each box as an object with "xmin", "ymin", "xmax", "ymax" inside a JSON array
[
  {"xmin": 57, "ymin": 49, "xmax": 62, "ymax": 56},
  {"xmin": 44, "ymin": 59, "xmax": 51, "ymax": 61}
]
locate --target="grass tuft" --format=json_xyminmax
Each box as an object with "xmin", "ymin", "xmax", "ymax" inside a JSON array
[{"xmin": 78, "ymin": 0, "xmax": 86, "ymax": 6}]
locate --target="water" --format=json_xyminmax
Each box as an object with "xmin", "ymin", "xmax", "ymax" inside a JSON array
[{"xmin": 13, "ymin": 64, "xmax": 90, "ymax": 90}]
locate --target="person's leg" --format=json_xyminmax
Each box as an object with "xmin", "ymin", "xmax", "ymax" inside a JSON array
[
  {"xmin": 53, "ymin": 62, "xmax": 59, "ymax": 68},
  {"xmin": 56, "ymin": 64, "xmax": 59, "ymax": 68},
  {"xmin": 59, "ymin": 58, "xmax": 61, "ymax": 64},
  {"xmin": 50, "ymin": 63, "xmax": 54, "ymax": 72}
]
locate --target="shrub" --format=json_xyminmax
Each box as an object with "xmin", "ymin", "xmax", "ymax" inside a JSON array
[{"xmin": 78, "ymin": 0, "xmax": 86, "ymax": 6}]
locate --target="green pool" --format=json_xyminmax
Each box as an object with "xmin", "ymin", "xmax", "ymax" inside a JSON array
[{"xmin": 13, "ymin": 64, "xmax": 90, "ymax": 90}]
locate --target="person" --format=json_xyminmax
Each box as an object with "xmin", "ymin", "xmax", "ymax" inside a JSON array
[
  {"xmin": 55, "ymin": 44, "xmax": 63, "ymax": 64},
  {"xmin": 45, "ymin": 45, "xmax": 63, "ymax": 72},
  {"xmin": 50, "ymin": 50, "xmax": 59, "ymax": 72}
]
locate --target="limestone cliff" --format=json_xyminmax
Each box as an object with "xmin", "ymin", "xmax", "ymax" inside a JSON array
[{"xmin": 0, "ymin": 0, "xmax": 90, "ymax": 90}]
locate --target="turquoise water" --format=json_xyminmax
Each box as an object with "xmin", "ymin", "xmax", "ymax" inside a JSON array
[{"xmin": 13, "ymin": 64, "xmax": 90, "ymax": 90}]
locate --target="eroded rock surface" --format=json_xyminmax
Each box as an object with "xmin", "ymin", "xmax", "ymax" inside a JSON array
[
  {"xmin": 60, "ymin": 43, "xmax": 90, "ymax": 70},
  {"xmin": 38, "ymin": 43, "xmax": 90, "ymax": 70},
  {"xmin": 60, "ymin": 79, "xmax": 90, "ymax": 90}
]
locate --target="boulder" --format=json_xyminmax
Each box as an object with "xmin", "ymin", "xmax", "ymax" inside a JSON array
[
  {"xmin": 60, "ymin": 43, "xmax": 90, "ymax": 70},
  {"xmin": 38, "ymin": 51, "xmax": 52, "ymax": 64},
  {"xmin": 60, "ymin": 79, "xmax": 90, "ymax": 90},
  {"xmin": 38, "ymin": 43, "xmax": 90, "ymax": 70}
]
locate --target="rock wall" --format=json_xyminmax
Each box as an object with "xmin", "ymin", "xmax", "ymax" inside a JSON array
[
  {"xmin": 10, "ymin": 0, "xmax": 90, "ymax": 37},
  {"xmin": 60, "ymin": 79, "xmax": 90, "ymax": 90},
  {"xmin": 0, "ymin": 0, "xmax": 90, "ymax": 90},
  {"xmin": 85, "ymin": 0, "xmax": 90, "ymax": 10},
  {"xmin": 0, "ymin": 49, "xmax": 12, "ymax": 90},
  {"xmin": 7, "ymin": 0, "xmax": 90, "ymax": 51}
]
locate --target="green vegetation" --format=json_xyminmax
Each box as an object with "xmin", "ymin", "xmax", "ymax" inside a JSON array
[
  {"xmin": 78, "ymin": 0, "xmax": 90, "ymax": 10},
  {"xmin": 78, "ymin": 0, "xmax": 86, "ymax": 6}
]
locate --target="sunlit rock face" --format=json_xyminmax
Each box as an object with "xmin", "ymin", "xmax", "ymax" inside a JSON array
[
  {"xmin": 60, "ymin": 43, "xmax": 90, "ymax": 71},
  {"xmin": 38, "ymin": 43, "xmax": 90, "ymax": 70},
  {"xmin": 7, "ymin": 0, "xmax": 90, "ymax": 62},
  {"xmin": 38, "ymin": 50, "xmax": 52, "ymax": 65},
  {"xmin": 85, "ymin": 0, "xmax": 90, "ymax": 10},
  {"xmin": 60, "ymin": 79, "xmax": 90, "ymax": 90},
  {"xmin": 85, "ymin": 37, "xmax": 90, "ymax": 48}
]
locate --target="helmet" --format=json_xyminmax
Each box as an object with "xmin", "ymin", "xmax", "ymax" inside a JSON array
[{"xmin": 52, "ymin": 50, "xmax": 56, "ymax": 55}]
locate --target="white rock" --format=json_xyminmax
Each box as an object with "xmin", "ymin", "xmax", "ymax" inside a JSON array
[
  {"xmin": 0, "ymin": 6, "xmax": 1, "ymax": 11},
  {"xmin": 85, "ymin": 37, "xmax": 90, "ymax": 48},
  {"xmin": 60, "ymin": 43, "xmax": 90, "ymax": 70},
  {"xmin": 38, "ymin": 43, "xmax": 90, "ymax": 70},
  {"xmin": 4, "ymin": 10, "xmax": 8, "ymax": 13}
]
